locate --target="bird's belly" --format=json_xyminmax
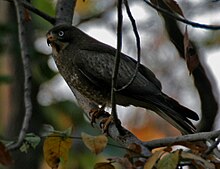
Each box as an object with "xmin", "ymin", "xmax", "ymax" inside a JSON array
[
  {"xmin": 67, "ymin": 72, "xmax": 110, "ymax": 105},
  {"xmin": 54, "ymin": 54, "xmax": 110, "ymax": 105}
]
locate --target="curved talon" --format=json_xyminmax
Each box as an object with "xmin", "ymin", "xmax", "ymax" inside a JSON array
[
  {"xmin": 100, "ymin": 116, "xmax": 114, "ymax": 134},
  {"xmin": 89, "ymin": 104, "xmax": 106, "ymax": 127}
]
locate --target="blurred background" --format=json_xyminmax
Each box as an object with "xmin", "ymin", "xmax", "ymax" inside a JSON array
[{"xmin": 0, "ymin": 0, "xmax": 219, "ymax": 168}]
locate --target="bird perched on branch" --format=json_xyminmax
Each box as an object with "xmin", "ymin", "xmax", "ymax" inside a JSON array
[{"xmin": 46, "ymin": 24, "xmax": 199, "ymax": 134}]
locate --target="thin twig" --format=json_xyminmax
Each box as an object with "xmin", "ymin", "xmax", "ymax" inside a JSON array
[
  {"xmin": 144, "ymin": 130, "xmax": 220, "ymax": 149},
  {"xmin": 4, "ymin": 0, "xmax": 55, "ymax": 24},
  {"xmin": 143, "ymin": 0, "xmax": 220, "ymax": 30},
  {"xmin": 204, "ymin": 134, "xmax": 220, "ymax": 157},
  {"xmin": 22, "ymin": 1, "xmax": 55, "ymax": 25},
  {"xmin": 111, "ymin": 0, "xmax": 124, "ymax": 134},
  {"xmin": 8, "ymin": 0, "xmax": 32, "ymax": 150},
  {"xmin": 116, "ymin": 0, "xmax": 141, "ymax": 92}
]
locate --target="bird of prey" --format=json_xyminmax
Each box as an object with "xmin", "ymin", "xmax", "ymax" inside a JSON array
[{"xmin": 46, "ymin": 24, "xmax": 199, "ymax": 134}]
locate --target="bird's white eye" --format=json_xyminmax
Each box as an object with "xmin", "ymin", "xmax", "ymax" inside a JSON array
[{"xmin": 58, "ymin": 31, "xmax": 64, "ymax": 36}]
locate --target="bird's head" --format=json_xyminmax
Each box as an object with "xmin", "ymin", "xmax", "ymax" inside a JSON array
[{"xmin": 46, "ymin": 24, "xmax": 73, "ymax": 54}]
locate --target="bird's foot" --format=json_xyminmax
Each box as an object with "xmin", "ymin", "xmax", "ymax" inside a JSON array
[
  {"xmin": 100, "ymin": 115, "xmax": 125, "ymax": 135},
  {"xmin": 100, "ymin": 116, "xmax": 114, "ymax": 134},
  {"xmin": 89, "ymin": 104, "xmax": 108, "ymax": 127},
  {"xmin": 89, "ymin": 105, "xmax": 125, "ymax": 135}
]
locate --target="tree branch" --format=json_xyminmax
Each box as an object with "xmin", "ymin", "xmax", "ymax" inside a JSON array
[
  {"xmin": 71, "ymin": 88, "xmax": 152, "ymax": 157},
  {"xmin": 143, "ymin": 0, "xmax": 220, "ymax": 30},
  {"xmin": 144, "ymin": 130, "xmax": 220, "ymax": 149},
  {"xmin": 4, "ymin": 0, "xmax": 55, "ymax": 24},
  {"xmin": 8, "ymin": 0, "xmax": 32, "ymax": 150},
  {"xmin": 111, "ymin": 0, "xmax": 124, "ymax": 134},
  {"xmin": 116, "ymin": 0, "xmax": 141, "ymax": 92},
  {"xmin": 22, "ymin": 0, "xmax": 55, "ymax": 24},
  {"xmin": 55, "ymin": 0, "xmax": 76, "ymax": 25}
]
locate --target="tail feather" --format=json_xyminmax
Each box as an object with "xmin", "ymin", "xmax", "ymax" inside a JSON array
[{"xmin": 135, "ymin": 93, "xmax": 199, "ymax": 134}]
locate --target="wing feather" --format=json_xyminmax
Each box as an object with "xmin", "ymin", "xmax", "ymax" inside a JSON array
[{"xmin": 74, "ymin": 48, "xmax": 161, "ymax": 95}]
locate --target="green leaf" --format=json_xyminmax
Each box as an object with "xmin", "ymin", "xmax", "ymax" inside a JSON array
[
  {"xmin": 20, "ymin": 142, "xmax": 30, "ymax": 153},
  {"xmin": 156, "ymin": 150, "xmax": 180, "ymax": 169},
  {"xmin": 25, "ymin": 133, "xmax": 41, "ymax": 149},
  {"xmin": 19, "ymin": 133, "xmax": 41, "ymax": 153}
]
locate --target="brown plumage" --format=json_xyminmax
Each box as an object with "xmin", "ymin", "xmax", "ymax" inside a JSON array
[{"xmin": 46, "ymin": 24, "xmax": 199, "ymax": 134}]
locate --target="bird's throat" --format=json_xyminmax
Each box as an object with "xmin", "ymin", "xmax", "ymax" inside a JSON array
[{"xmin": 51, "ymin": 41, "xmax": 69, "ymax": 56}]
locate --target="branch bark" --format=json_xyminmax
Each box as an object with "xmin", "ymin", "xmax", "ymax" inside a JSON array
[
  {"xmin": 5, "ymin": 0, "xmax": 55, "ymax": 24},
  {"xmin": 144, "ymin": 130, "xmax": 220, "ymax": 149},
  {"xmin": 8, "ymin": 0, "xmax": 32, "ymax": 150},
  {"xmin": 55, "ymin": 0, "xmax": 76, "ymax": 25}
]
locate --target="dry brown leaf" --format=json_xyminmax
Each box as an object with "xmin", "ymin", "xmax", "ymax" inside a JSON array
[
  {"xmin": 144, "ymin": 150, "xmax": 165, "ymax": 169},
  {"xmin": 81, "ymin": 132, "xmax": 108, "ymax": 154},
  {"xmin": 215, "ymin": 162, "xmax": 220, "ymax": 169},
  {"xmin": 163, "ymin": 146, "xmax": 172, "ymax": 152},
  {"xmin": 108, "ymin": 157, "xmax": 133, "ymax": 169},
  {"xmin": 184, "ymin": 26, "xmax": 199, "ymax": 74},
  {"xmin": 127, "ymin": 143, "xmax": 142, "ymax": 155},
  {"xmin": 24, "ymin": 9, "xmax": 32, "ymax": 22},
  {"xmin": 43, "ymin": 133, "xmax": 72, "ymax": 169},
  {"xmin": 181, "ymin": 151, "xmax": 215, "ymax": 169},
  {"xmin": 94, "ymin": 162, "xmax": 115, "ymax": 169},
  {"xmin": 175, "ymin": 141, "xmax": 207, "ymax": 154},
  {"xmin": 0, "ymin": 142, "xmax": 13, "ymax": 166},
  {"xmin": 163, "ymin": 0, "xmax": 184, "ymax": 17}
]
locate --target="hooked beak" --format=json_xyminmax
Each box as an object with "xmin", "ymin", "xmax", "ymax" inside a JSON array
[{"xmin": 46, "ymin": 32, "xmax": 56, "ymax": 46}]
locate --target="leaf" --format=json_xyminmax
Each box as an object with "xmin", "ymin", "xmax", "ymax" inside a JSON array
[
  {"xmin": 175, "ymin": 141, "xmax": 207, "ymax": 154},
  {"xmin": 20, "ymin": 142, "xmax": 30, "ymax": 153},
  {"xmin": 181, "ymin": 151, "xmax": 215, "ymax": 169},
  {"xmin": 81, "ymin": 132, "xmax": 108, "ymax": 154},
  {"xmin": 156, "ymin": 150, "xmax": 180, "ymax": 169},
  {"xmin": 24, "ymin": 9, "xmax": 32, "ymax": 22},
  {"xmin": 144, "ymin": 150, "xmax": 165, "ymax": 169},
  {"xmin": 127, "ymin": 143, "xmax": 142, "ymax": 156},
  {"xmin": 94, "ymin": 162, "xmax": 115, "ymax": 169},
  {"xmin": 184, "ymin": 26, "xmax": 199, "ymax": 74},
  {"xmin": 43, "ymin": 133, "xmax": 72, "ymax": 169},
  {"xmin": 108, "ymin": 157, "xmax": 133, "ymax": 169},
  {"xmin": 163, "ymin": 0, "xmax": 184, "ymax": 17},
  {"xmin": 0, "ymin": 141, "xmax": 13, "ymax": 166},
  {"xmin": 20, "ymin": 133, "xmax": 41, "ymax": 153}
]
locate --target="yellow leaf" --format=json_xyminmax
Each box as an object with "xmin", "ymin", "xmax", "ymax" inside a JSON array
[
  {"xmin": 81, "ymin": 132, "xmax": 108, "ymax": 154},
  {"xmin": 144, "ymin": 150, "xmax": 164, "ymax": 169},
  {"xmin": 94, "ymin": 162, "xmax": 115, "ymax": 169},
  {"xmin": 43, "ymin": 133, "xmax": 72, "ymax": 169}
]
